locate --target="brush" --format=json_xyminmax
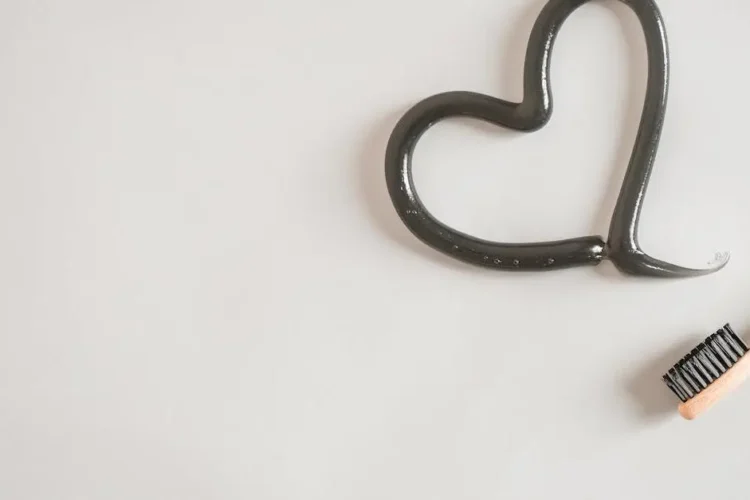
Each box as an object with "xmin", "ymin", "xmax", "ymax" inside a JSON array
[{"xmin": 663, "ymin": 324, "xmax": 750, "ymax": 420}]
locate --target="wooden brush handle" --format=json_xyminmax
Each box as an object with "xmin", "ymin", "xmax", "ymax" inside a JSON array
[{"xmin": 679, "ymin": 353, "xmax": 750, "ymax": 420}]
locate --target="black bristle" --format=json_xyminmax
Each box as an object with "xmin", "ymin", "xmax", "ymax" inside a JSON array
[
  {"xmin": 663, "ymin": 374, "xmax": 688, "ymax": 402},
  {"xmin": 707, "ymin": 334, "xmax": 733, "ymax": 368},
  {"xmin": 689, "ymin": 354, "xmax": 712, "ymax": 384},
  {"xmin": 724, "ymin": 324, "xmax": 749, "ymax": 351},
  {"xmin": 662, "ymin": 323, "xmax": 747, "ymax": 402},
  {"xmin": 696, "ymin": 349, "xmax": 720, "ymax": 379},
  {"xmin": 721, "ymin": 327, "xmax": 746, "ymax": 358},
  {"xmin": 715, "ymin": 333, "xmax": 740, "ymax": 363},
  {"xmin": 668, "ymin": 367, "xmax": 694, "ymax": 402},
  {"xmin": 701, "ymin": 341, "xmax": 726, "ymax": 373},
  {"xmin": 685, "ymin": 358, "xmax": 709, "ymax": 389}
]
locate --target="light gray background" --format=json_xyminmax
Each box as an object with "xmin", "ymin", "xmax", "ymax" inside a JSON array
[{"xmin": 1, "ymin": 0, "xmax": 749, "ymax": 498}]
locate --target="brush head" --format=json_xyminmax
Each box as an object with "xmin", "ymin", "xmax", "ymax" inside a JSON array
[{"xmin": 663, "ymin": 324, "xmax": 749, "ymax": 403}]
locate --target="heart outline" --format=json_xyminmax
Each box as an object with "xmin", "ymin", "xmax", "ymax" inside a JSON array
[{"xmin": 384, "ymin": 0, "xmax": 728, "ymax": 277}]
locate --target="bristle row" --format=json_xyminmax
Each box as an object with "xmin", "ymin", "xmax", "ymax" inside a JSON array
[{"xmin": 662, "ymin": 324, "xmax": 748, "ymax": 402}]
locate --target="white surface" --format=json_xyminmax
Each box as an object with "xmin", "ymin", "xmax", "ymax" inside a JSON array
[{"xmin": 1, "ymin": 0, "xmax": 749, "ymax": 498}]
